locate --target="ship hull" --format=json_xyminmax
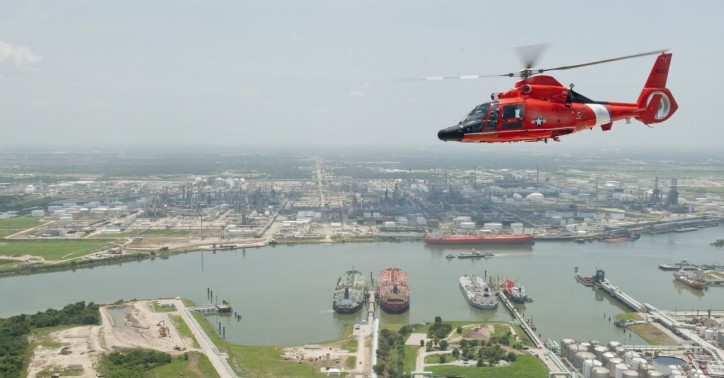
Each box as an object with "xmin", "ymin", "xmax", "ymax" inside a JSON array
[
  {"xmin": 459, "ymin": 275, "xmax": 498, "ymax": 310},
  {"xmin": 378, "ymin": 268, "xmax": 410, "ymax": 314},
  {"xmin": 332, "ymin": 270, "xmax": 367, "ymax": 314},
  {"xmin": 425, "ymin": 234, "xmax": 534, "ymax": 246}
]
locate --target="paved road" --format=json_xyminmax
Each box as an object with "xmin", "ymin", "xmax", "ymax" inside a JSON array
[{"xmin": 174, "ymin": 299, "xmax": 237, "ymax": 378}]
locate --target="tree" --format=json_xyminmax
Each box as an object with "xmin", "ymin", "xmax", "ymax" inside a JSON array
[
  {"xmin": 434, "ymin": 316, "xmax": 442, "ymax": 324},
  {"xmin": 456, "ymin": 326, "xmax": 462, "ymax": 335},
  {"xmin": 439, "ymin": 355, "xmax": 447, "ymax": 363},
  {"xmin": 439, "ymin": 339, "xmax": 449, "ymax": 350},
  {"xmin": 373, "ymin": 362, "xmax": 386, "ymax": 375},
  {"xmin": 451, "ymin": 348, "xmax": 460, "ymax": 358},
  {"xmin": 419, "ymin": 339, "xmax": 425, "ymax": 347}
]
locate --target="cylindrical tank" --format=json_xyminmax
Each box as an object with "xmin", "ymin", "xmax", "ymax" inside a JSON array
[
  {"xmin": 651, "ymin": 356, "xmax": 687, "ymax": 375},
  {"xmin": 718, "ymin": 330, "xmax": 724, "ymax": 345},
  {"xmin": 623, "ymin": 351, "xmax": 640, "ymax": 364},
  {"xmin": 614, "ymin": 346, "xmax": 626, "ymax": 356},
  {"xmin": 646, "ymin": 371, "xmax": 664, "ymax": 378},
  {"xmin": 704, "ymin": 329, "xmax": 714, "ymax": 339},
  {"xmin": 621, "ymin": 370, "xmax": 639, "ymax": 378},
  {"xmin": 608, "ymin": 340, "xmax": 622, "ymax": 349},
  {"xmin": 592, "ymin": 366, "xmax": 610, "ymax": 378},
  {"xmin": 566, "ymin": 343, "xmax": 580, "ymax": 361},
  {"xmin": 589, "ymin": 339, "xmax": 601, "ymax": 346},
  {"xmin": 601, "ymin": 351, "xmax": 616, "ymax": 365},
  {"xmin": 608, "ymin": 358, "xmax": 624, "ymax": 377},
  {"xmin": 615, "ymin": 363, "xmax": 630, "ymax": 378},
  {"xmin": 580, "ymin": 342, "xmax": 592, "ymax": 351},
  {"xmin": 574, "ymin": 351, "xmax": 597, "ymax": 370},
  {"xmin": 630, "ymin": 357, "xmax": 646, "ymax": 371},
  {"xmin": 584, "ymin": 359, "xmax": 604, "ymax": 378},
  {"xmin": 594, "ymin": 345, "xmax": 609, "ymax": 360}
]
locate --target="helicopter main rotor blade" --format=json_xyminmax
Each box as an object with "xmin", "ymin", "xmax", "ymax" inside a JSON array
[
  {"xmin": 537, "ymin": 49, "xmax": 668, "ymax": 74},
  {"xmin": 398, "ymin": 73, "xmax": 510, "ymax": 82},
  {"xmin": 518, "ymin": 43, "xmax": 549, "ymax": 70}
]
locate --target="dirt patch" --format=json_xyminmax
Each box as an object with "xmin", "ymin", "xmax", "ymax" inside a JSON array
[
  {"xmin": 461, "ymin": 324, "xmax": 495, "ymax": 340},
  {"xmin": 26, "ymin": 300, "xmax": 198, "ymax": 377}
]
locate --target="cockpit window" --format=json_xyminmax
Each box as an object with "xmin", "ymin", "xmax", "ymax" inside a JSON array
[{"xmin": 462, "ymin": 103, "xmax": 490, "ymax": 123}]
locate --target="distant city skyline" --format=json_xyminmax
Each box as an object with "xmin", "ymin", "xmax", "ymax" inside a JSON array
[{"xmin": 0, "ymin": 1, "xmax": 721, "ymax": 149}]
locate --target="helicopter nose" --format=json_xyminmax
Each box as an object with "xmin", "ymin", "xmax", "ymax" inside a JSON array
[{"xmin": 437, "ymin": 125, "xmax": 464, "ymax": 142}]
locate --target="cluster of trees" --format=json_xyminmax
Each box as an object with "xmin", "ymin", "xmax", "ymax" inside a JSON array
[
  {"xmin": 427, "ymin": 316, "xmax": 452, "ymax": 341},
  {"xmin": 373, "ymin": 325, "xmax": 413, "ymax": 377},
  {"xmin": 98, "ymin": 348, "xmax": 172, "ymax": 377},
  {"xmin": 0, "ymin": 301, "xmax": 100, "ymax": 378},
  {"xmin": 451, "ymin": 338, "xmax": 518, "ymax": 367}
]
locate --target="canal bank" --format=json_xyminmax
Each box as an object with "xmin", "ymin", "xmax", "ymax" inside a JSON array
[{"xmin": 1, "ymin": 225, "xmax": 723, "ymax": 347}]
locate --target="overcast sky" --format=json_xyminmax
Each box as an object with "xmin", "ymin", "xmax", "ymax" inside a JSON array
[{"xmin": 0, "ymin": 1, "xmax": 721, "ymax": 150}]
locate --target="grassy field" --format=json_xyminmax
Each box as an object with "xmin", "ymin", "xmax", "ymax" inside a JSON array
[
  {"xmin": 148, "ymin": 352, "xmax": 219, "ymax": 378},
  {"xmin": 0, "ymin": 217, "xmax": 43, "ymax": 238},
  {"xmin": 629, "ymin": 323, "xmax": 678, "ymax": 345},
  {"xmin": 427, "ymin": 354, "xmax": 548, "ymax": 378},
  {"xmin": 169, "ymin": 314, "xmax": 200, "ymax": 349},
  {"xmin": 616, "ymin": 312, "xmax": 642, "ymax": 321},
  {"xmin": 0, "ymin": 239, "xmax": 109, "ymax": 260},
  {"xmin": 192, "ymin": 312, "xmax": 329, "ymax": 377},
  {"xmin": 141, "ymin": 229, "xmax": 193, "ymax": 237}
]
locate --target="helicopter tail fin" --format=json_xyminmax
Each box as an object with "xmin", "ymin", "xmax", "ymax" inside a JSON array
[{"xmin": 635, "ymin": 52, "xmax": 678, "ymax": 124}]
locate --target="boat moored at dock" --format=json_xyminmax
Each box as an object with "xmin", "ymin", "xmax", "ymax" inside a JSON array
[
  {"xmin": 424, "ymin": 233, "xmax": 534, "ymax": 246},
  {"xmin": 459, "ymin": 274, "xmax": 498, "ymax": 310},
  {"xmin": 658, "ymin": 259, "xmax": 699, "ymax": 271},
  {"xmin": 500, "ymin": 278, "xmax": 529, "ymax": 304},
  {"xmin": 332, "ymin": 270, "xmax": 367, "ymax": 314},
  {"xmin": 673, "ymin": 270, "xmax": 706, "ymax": 290},
  {"xmin": 378, "ymin": 268, "xmax": 410, "ymax": 313}
]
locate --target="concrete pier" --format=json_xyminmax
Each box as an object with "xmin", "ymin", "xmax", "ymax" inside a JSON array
[{"xmin": 496, "ymin": 289, "xmax": 543, "ymax": 348}]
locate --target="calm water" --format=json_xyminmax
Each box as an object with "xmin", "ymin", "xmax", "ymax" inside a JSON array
[{"xmin": 1, "ymin": 225, "xmax": 723, "ymax": 346}]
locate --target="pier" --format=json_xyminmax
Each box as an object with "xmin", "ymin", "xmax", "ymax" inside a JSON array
[
  {"xmin": 496, "ymin": 289, "xmax": 543, "ymax": 348},
  {"xmin": 593, "ymin": 270, "xmax": 645, "ymax": 312}
]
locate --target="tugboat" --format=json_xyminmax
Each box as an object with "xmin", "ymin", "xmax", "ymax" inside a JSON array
[{"xmin": 456, "ymin": 249, "xmax": 494, "ymax": 259}]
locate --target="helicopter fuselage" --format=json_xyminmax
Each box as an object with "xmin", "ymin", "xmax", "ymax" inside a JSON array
[{"xmin": 437, "ymin": 53, "xmax": 677, "ymax": 143}]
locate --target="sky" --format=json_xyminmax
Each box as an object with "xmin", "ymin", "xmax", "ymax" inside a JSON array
[{"xmin": 0, "ymin": 1, "xmax": 722, "ymax": 150}]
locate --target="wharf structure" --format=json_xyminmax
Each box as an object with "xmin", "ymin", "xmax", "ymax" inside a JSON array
[{"xmin": 582, "ymin": 269, "xmax": 724, "ymax": 376}]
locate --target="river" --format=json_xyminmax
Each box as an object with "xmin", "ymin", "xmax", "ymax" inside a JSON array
[{"xmin": 1, "ymin": 225, "xmax": 723, "ymax": 346}]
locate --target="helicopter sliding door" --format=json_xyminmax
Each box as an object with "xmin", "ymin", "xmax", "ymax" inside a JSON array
[{"xmin": 501, "ymin": 103, "xmax": 524, "ymax": 130}]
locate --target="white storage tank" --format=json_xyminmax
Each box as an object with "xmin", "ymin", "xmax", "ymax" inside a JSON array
[
  {"xmin": 608, "ymin": 357, "xmax": 624, "ymax": 376},
  {"xmin": 601, "ymin": 351, "xmax": 616, "ymax": 365},
  {"xmin": 614, "ymin": 363, "xmax": 629, "ymax": 378},
  {"xmin": 594, "ymin": 345, "xmax": 609, "ymax": 360},
  {"xmin": 583, "ymin": 359, "xmax": 603, "ymax": 378},
  {"xmin": 384, "ymin": 221, "xmax": 396, "ymax": 228},
  {"xmin": 483, "ymin": 222, "xmax": 502, "ymax": 230},
  {"xmin": 621, "ymin": 370, "xmax": 639, "ymax": 378},
  {"xmin": 719, "ymin": 329, "xmax": 724, "ymax": 345},
  {"xmin": 623, "ymin": 351, "xmax": 639, "ymax": 364},
  {"xmin": 579, "ymin": 342, "xmax": 591, "ymax": 351},
  {"xmin": 574, "ymin": 351, "xmax": 596, "ymax": 370},
  {"xmin": 591, "ymin": 366, "xmax": 610, "ymax": 378},
  {"xmin": 614, "ymin": 346, "xmax": 626, "ymax": 356},
  {"xmin": 630, "ymin": 357, "xmax": 646, "ymax": 371},
  {"xmin": 646, "ymin": 371, "xmax": 664, "ymax": 378},
  {"xmin": 459, "ymin": 222, "xmax": 476, "ymax": 229}
]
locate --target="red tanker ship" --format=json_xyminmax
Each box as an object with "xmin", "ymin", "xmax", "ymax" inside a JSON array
[
  {"xmin": 378, "ymin": 268, "xmax": 410, "ymax": 314},
  {"xmin": 424, "ymin": 234, "xmax": 534, "ymax": 246}
]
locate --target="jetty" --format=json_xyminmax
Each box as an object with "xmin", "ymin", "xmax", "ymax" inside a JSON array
[
  {"xmin": 496, "ymin": 289, "xmax": 543, "ymax": 348},
  {"xmin": 592, "ymin": 269, "xmax": 644, "ymax": 312}
]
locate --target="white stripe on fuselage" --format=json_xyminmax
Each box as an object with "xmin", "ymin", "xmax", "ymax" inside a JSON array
[{"xmin": 585, "ymin": 104, "xmax": 611, "ymax": 127}]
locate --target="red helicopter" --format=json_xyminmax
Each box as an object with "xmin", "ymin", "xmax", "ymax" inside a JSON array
[{"xmin": 434, "ymin": 49, "xmax": 678, "ymax": 143}]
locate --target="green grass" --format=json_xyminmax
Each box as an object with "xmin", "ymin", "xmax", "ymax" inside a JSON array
[
  {"xmin": 147, "ymin": 352, "xmax": 220, "ymax": 378},
  {"xmin": 427, "ymin": 354, "xmax": 548, "ymax": 378},
  {"xmin": 169, "ymin": 314, "xmax": 200, "ymax": 349},
  {"xmin": 152, "ymin": 301, "xmax": 178, "ymax": 313},
  {"xmin": 141, "ymin": 229, "xmax": 193, "ymax": 237},
  {"xmin": 345, "ymin": 356, "xmax": 356, "ymax": 369},
  {"xmin": 191, "ymin": 312, "xmax": 328, "ymax": 377},
  {"xmin": 510, "ymin": 324, "xmax": 534, "ymax": 347},
  {"xmin": 0, "ymin": 216, "xmax": 43, "ymax": 230},
  {"xmin": 343, "ymin": 339, "xmax": 357, "ymax": 351},
  {"xmin": 615, "ymin": 312, "xmax": 642, "ymax": 322},
  {"xmin": 0, "ymin": 239, "xmax": 108, "ymax": 260},
  {"xmin": 404, "ymin": 345, "xmax": 419, "ymax": 373}
]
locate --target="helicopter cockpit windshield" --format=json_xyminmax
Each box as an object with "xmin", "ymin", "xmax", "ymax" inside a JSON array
[{"xmin": 462, "ymin": 102, "xmax": 490, "ymax": 123}]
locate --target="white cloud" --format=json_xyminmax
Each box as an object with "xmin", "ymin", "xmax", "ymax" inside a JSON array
[{"xmin": 0, "ymin": 40, "xmax": 42, "ymax": 70}]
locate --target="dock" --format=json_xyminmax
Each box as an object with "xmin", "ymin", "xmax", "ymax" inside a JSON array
[
  {"xmin": 496, "ymin": 289, "xmax": 543, "ymax": 348},
  {"xmin": 592, "ymin": 270, "xmax": 645, "ymax": 312}
]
